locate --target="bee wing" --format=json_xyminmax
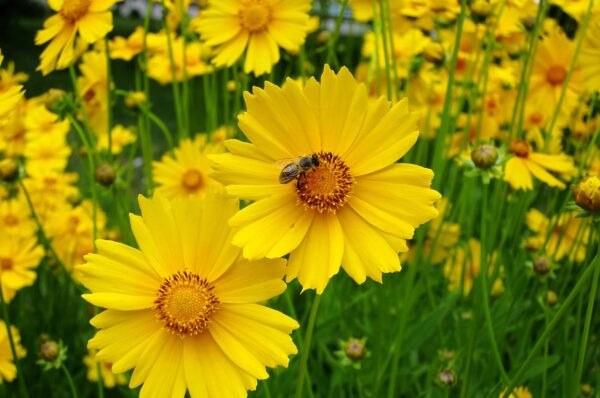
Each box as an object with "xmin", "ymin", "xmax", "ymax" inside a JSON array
[{"xmin": 274, "ymin": 157, "xmax": 300, "ymax": 169}]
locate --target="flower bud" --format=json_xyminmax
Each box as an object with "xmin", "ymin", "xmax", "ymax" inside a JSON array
[
  {"xmin": 470, "ymin": 1, "xmax": 493, "ymax": 23},
  {"xmin": 533, "ymin": 257, "xmax": 551, "ymax": 276},
  {"xmin": 573, "ymin": 176, "xmax": 600, "ymax": 212},
  {"xmin": 581, "ymin": 384, "xmax": 593, "ymax": 396},
  {"xmin": 471, "ymin": 144, "xmax": 498, "ymax": 169},
  {"xmin": 40, "ymin": 340, "xmax": 60, "ymax": 361},
  {"xmin": 547, "ymin": 290, "xmax": 558, "ymax": 306},
  {"xmin": 226, "ymin": 80, "xmax": 238, "ymax": 93},
  {"xmin": 0, "ymin": 158, "xmax": 19, "ymax": 182},
  {"xmin": 124, "ymin": 91, "xmax": 147, "ymax": 110},
  {"xmin": 95, "ymin": 163, "xmax": 117, "ymax": 187},
  {"xmin": 344, "ymin": 338, "xmax": 366, "ymax": 360},
  {"xmin": 423, "ymin": 42, "xmax": 445, "ymax": 66},
  {"xmin": 436, "ymin": 369, "xmax": 456, "ymax": 387}
]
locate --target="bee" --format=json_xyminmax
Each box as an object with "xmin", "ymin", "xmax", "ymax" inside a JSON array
[{"xmin": 278, "ymin": 154, "xmax": 320, "ymax": 184}]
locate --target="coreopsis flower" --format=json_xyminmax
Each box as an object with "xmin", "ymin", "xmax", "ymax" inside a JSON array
[
  {"xmin": 0, "ymin": 99, "xmax": 27, "ymax": 157},
  {"xmin": 195, "ymin": 0, "xmax": 311, "ymax": 76},
  {"xmin": 22, "ymin": 171, "xmax": 79, "ymax": 222},
  {"xmin": 443, "ymin": 239, "xmax": 504, "ymax": 296},
  {"xmin": 0, "ymin": 196, "xmax": 37, "ymax": 239},
  {"xmin": 579, "ymin": 21, "xmax": 600, "ymax": 93},
  {"xmin": 0, "ymin": 234, "xmax": 44, "ymax": 302},
  {"xmin": 526, "ymin": 209, "xmax": 590, "ymax": 262},
  {"xmin": 24, "ymin": 135, "xmax": 71, "ymax": 175},
  {"xmin": 210, "ymin": 66, "xmax": 441, "ymax": 293},
  {"xmin": 153, "ymin": 135, "xmax": 224, "ymax": 200},
  {"xmin": 0, "ymin": 52, "xmax": 25, "ymax": 122},
  {"xmin": 504, "ymin": 140, "xmax": 576, "ymax": 190},
  {"xmin": 77, "ymin": 193, "xmax": 298, "ymax": 397},
  {"xmin": 147, "ymin": 38, "xmax": 212, "ymax": 84},
  {"xmin": 0, "ymin": 321, "xmax": 26, "ymax": 382},
  {"xmin": 573, "ymin": 175, "xmax": 600, "ymax": 212},
  {"xmin": 527, "ymin": 25, "xmax": 581, "ymax": 119},
  {"xmin": 349, "ymin": 0, "xmax": 375, "ymax": 22},
  {"xmin": 24, "ymin": 104, "xmax": 70, "ymax": 141},
  {"xmin": 35, "ymin": 0, "xmax": 119, "ymax": 75},
  {"xmin": 83, "ymin": 350, "xmax": 127, "ymax": 388},
  {"xmin": 108, "ymin": 26, "xmax": 144, "ymax": 61},
  {"xmin": 499, "ymin": 386, "xmax": 532, "ymax": 398},
  {"xmin": 97, "ymin": 124, "xmax": 136, "ymax": 155},
  {"xmin": 78, "ymin": 49, "xmax": 109, "ymax": 137},
  {"xmin": 550, "ymin": 0, "xmax": 600, "ymax": 21}
]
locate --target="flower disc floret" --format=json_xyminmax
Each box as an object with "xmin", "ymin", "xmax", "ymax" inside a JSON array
[
  {"xmin": 239, "ymin": 1, "xmax": 272, "ymax": 32},
  {"xmin": 155, "ymin": 271, "xmax": 219, "ymax": 337},
  {"xmin": 60, "ymin": 0, "xmax": 92, "ymax": 22},
  {"xmin": 296, "ymin": 152, "xmax": 354, "ymax": 213}
]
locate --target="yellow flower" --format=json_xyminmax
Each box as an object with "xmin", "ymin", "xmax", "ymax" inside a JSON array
[
  {"xmin": 147, "ymin": 38, "xmax": 212, "ymax": 84},
  {"xmin": 500, "ymin": 386, "xmax": 532, "ymax": 398},
  {"xmin": 35, "ymin": 0, "xmax": 119, "ymax": 75},
  {"xmin": 78, "ymin": 49, "xmax": 108, "ymax": 137},
  {"xmin": 528, "ymin": 25, "xmax": 581, "ymax": 119},
  {"xmin": 425, "ymin": 198, "xmax": 460, "ymax": 264},
  {"xmin": 195, "ymin": 0, "xmax": 311, "ymax": 75},
  {"xmin": 550, "ymin": 0, "xmax": 600, "ymax": 21},
  {"xmin": 78, "ymin": 192, "xmax": 298, "ymax": 397},
  {"xmin": 209, "ymin": 66, "xmax": 441, "ymax": 293},
  {"xmin": 0, "ymin": 234, "xmax": 44, "ymax": 303},
  {"xmin": 349, "ymin": 0, "xmax": 375, "ymax": 22},
  {"xmin": 97, "ymin": 124, "xmax": 136, "ymax": 154},
  {"xmin": 108, "ymin": 26, "xmax": 144, "ymax": 61},
  {"xmin": 153, "ymin": 135, "xmax": 224, "ymax": 200},
  {"xmin": 0, "ymin": 99, "xmax": 27, "ymax": 157},
  {"xmin": 504, "ymin": 140, "xmax": 576, "ymax": 190},
  {"xmin": 0, "ymin": 51, "xmax": 24, "ymax": 122},
  {"xmin": 24, "ymin": 104, "xmax": 70, "ymax": 141},
  {"xmin": 526, "ymin": 208, "xmax": 590, "ymax": 263},
  {"xmin": 0, "ymin": 196, "xmax": 37, "ymax": 239},
  {"xmin": 0, "ymin": 59, "xmax": 28, "ymax": 93},
  {"xmin": 443, "ymin": 239, "xmax": 503, "ymax": 296},
  {"xmin": 579, "ymin": 21, "xmax": 600, "ymax": 93},
  {"xmin": 83, "ymin": 350, "xmax": 127, "ymax": 388},
  {"xmin": 0, "ymin": 321, "xmax": 26, "ymax": 383},
  {"xmin": 22, "ymin": 171, "xmax": 79, "ymax": 222},
  {"xmin": 24, "ymin": 135, "xmax": 71, "ymax": 175}
]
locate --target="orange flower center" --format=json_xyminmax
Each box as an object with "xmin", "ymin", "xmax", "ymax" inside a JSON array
[
  {"xmin": 181, "ymin": 169, "xmax": 204, "ymax": 192},
  {"xmin": 546, "ymin": 65, "xmax": 567, "ymax": 86},
  {"xmin": 509, "ymin": 139, "xmax": 530, "ymax": 158},
  {"xmin": 155, "ymin": 271, "xmax": 219, "ymax": 337},
  {"xmin": 296, "ymin": 152, "xmax": 354, "ymax": 213},
  {"xmin": 60, "ymin": 0, "xmax": 92, "ymax": 22},
  {"xmin": 239, "ymin": 1, "xmax": 272, "ymax": 32},
  {"xmin": 4, "ymin": 214, "xmax": 19, "ymax": 227},
  {"xmin": 529, "ymin": 111, "xmax": 543, "ymax": 125},
  {"xmin": 0, "ymin": 258, "xmax": 13, "ymax": 271}
]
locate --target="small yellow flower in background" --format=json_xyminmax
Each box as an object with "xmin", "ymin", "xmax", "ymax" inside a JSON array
[
  {"xmin": 0, "ymin": 99, "xmax": 27, "ymax": 157},
  {"xmin": 24, "ymin": 104, "xmax": 70, "ymax": 141},
  {"xmin": 97, "ymin": 124, "xmax": 136, "ymax": 155},
  {"xmin": 108, "ymin": 26, "xmax": 144, "ymax": 61},
  {"xmin": 24, "ymin": 135, "xmax": 71, "ymax": 175},
  {"xmin": 0, "ymin": 321, "xmax": 26, "ymax": 382},
  {"xmin": 526, "ymin": 209, "xmax": 590, "ymax": 263},
  {"xmin": 196, "ymin": 0, "xmax": 311, "ymax": 76},
  {"xmin": 22, "ymin": 171, "xmax": 79, "ymax": 222},
  {"xmin": 78, "ymin": 49, "xmax": 109, "ymax": 137},
  {"xmin": 78, "ymin": 192, "xmax": 298, "ymax": 397},
  {"xmin": 0, "ymin": 234, "xmax": 44, "ymax": 303},
  {"xmin": 0, "ymin": 196, "xmax": 37, "ymax": 239},
  {"xmin": 443, "ymin": 239, "xmax": 504, "ymax": 296},
  {"xmin": 83, "ymin": 350, "xmax": 127, "ymax": 388},
  {"xmin": 499, "ymin": 386, "xmax": 532, "ymax": 398},
  {"xmin": 35, "ymin": 0, "xmax": 119, "ymax": 75},
  {"xmin": 504, "ymin": 140, "xmax": 576, "ymax": 190},
  {"xmin": 147, "ymin": 38, "xmax": 213, "ymax": 84},
  {"xmin": 210, "ymin": 66, "xmax": 441, "ymax": 293},
  {"xmin": 153, "ymin": 135, "xmax": 224, "ymax": 200},
  {"xmin": 349, "ymin": 0, "xmax": 375, "ymax": 22},
  {"xmin": 579, "ymin": 21, "xmax": 600, "ymax": 93},
  {"xmin": 573, "ymin": 175, "xmax": 600, "ymax": 212},
  {"xmin": 0, "ymin": 51, "xmax": 25, "ymax": 122}
]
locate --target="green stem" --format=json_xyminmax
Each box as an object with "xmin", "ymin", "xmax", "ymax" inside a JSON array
[
  {"xmin": 573, "ymin": 242, "xmax": 600, "ymax": 395},
  {"xmin": 61, "ymin": 364, "xmax": 79, "ymax": 398},
  {"xmin": 104, "ymin": 37, "xmax": 113, "ymax": 160},
  {"xmin": 294, "ymin": 294, "xmax": 322, "ymax": 398},
  {"xmin": 0, "ymin": 288, "xmax": 28, "ymax": 398},
  {"xmin": 325, "ymin": 0, "xmax": 348, "ymax": 68},
  {"xmin": 143, "ymin": 108, "xmax": 175, "ymax": 150},
  {"xmin": 502, "ymin": 252, "xmax": 600, "ymax": 397},
  {"xmin": 479, "ymin": 182, "xmax": 510, "ymax": 385}
]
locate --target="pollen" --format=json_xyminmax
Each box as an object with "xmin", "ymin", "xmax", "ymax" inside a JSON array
[
  {"xmin": 181, "ymin": 169, "xmax": 204, "ymax": 192},
  {"xmin": 296, "ymin": 152, "xmax": 354, "ymax": 213},
  {"xmin": 155, "ymin": 271, "xmax": 219, "ymax": 337},
  {"xmin": 239, "ymin": 0, "xmax": 272, "ymax": 32},
  {"xmin": 546, "ymin": 65, "xmax": 567, "ymax": 86},
  {"xmin": 60, "ymin": 0, "xmax": 92, "ymax": 22}
]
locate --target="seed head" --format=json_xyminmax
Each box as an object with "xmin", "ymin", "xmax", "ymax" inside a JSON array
[{"xmin": 95, "ymin": 163, "xmax": 117, "ymax": 187}]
